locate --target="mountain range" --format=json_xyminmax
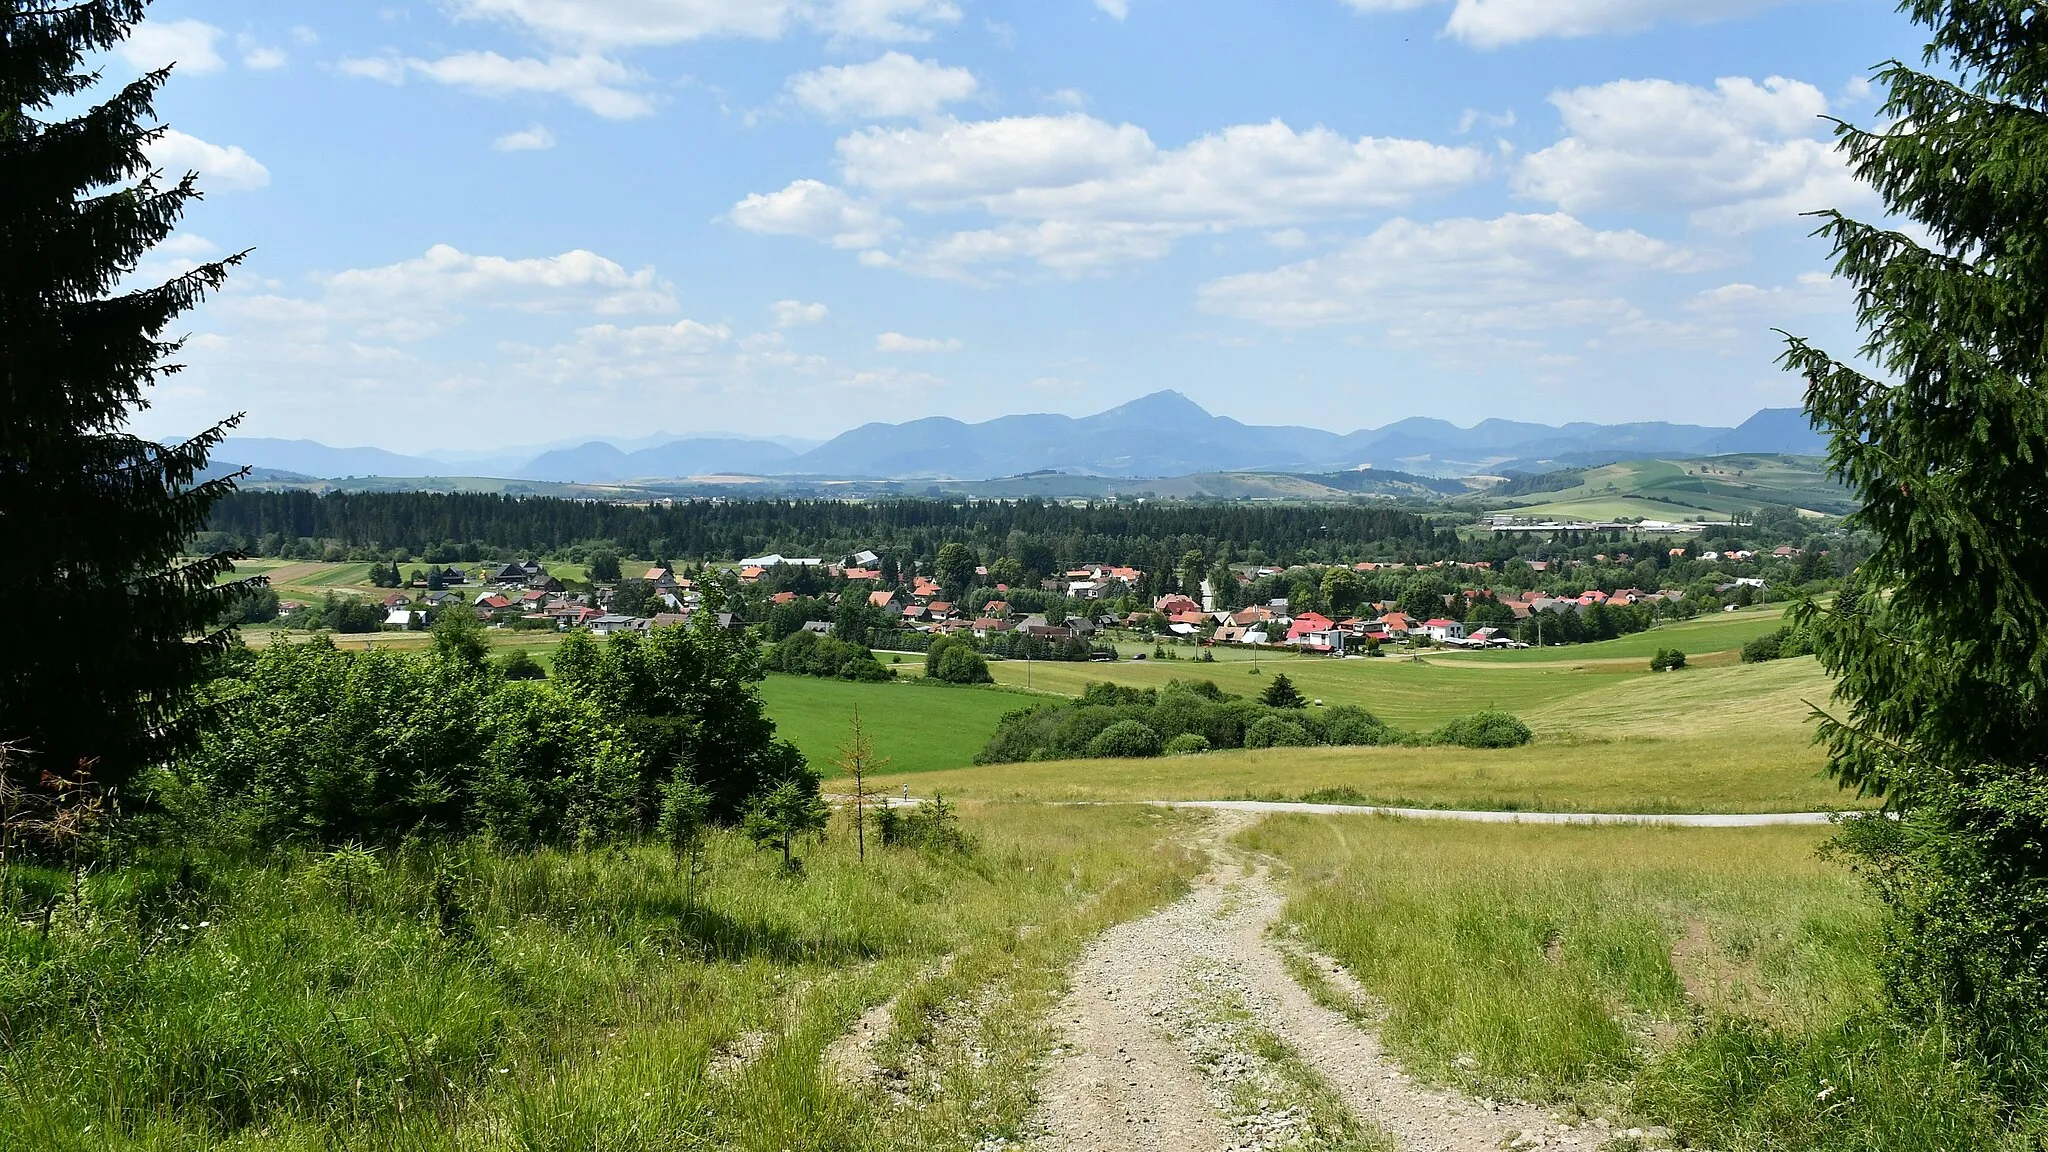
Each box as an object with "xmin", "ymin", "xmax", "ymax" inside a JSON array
[{"xmin": 212, "ymin": 392, "xmax": 1828, "ymax": 484}]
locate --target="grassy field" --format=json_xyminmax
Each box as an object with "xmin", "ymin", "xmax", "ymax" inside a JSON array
[
  {"xmin": 1, "ymin": 804, "xmax": 1202, "ymax": 1151},
  {"xmin": 1445, "ymin": 605, "xmax": 1789, "ymax": 665},
  {"xmin": 879, "ymin": 656, "xmax": 1853, "ymax": 813},
  {"xmin": 759, "ymin": 675, "xmax": 1039, "ymax": 777},
  {"xmin": 1243, "ymin": 815, "xmax": 2033, "ymax": 1149}
]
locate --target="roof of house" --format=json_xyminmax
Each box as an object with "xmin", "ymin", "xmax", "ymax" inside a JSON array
[
  {"xmin": 1424, "ymin": 617, "xmax": 1459, "ymax": 628},
  {"xmin": 868, "ymin": 590, "xmax": 897, "ymax": 607}
]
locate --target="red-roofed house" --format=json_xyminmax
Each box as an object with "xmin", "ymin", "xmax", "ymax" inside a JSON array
[
  {"xmin": 738, "ymin": 566, "xmax": 766, "ymax": 583},
  {"xmin": 1422, "ymin": 618, "xmax": 1467, "ymax": 642},
  {"xmin": 1155, "ymin": 594, "xmax": 1200, "ymax": 617},
  {"xmin": 1286, "ymin": 612, "xmax": 1334, "ymax": 643},
  {"xmin": 843, "ymin": 567, "xmax": 880, "ymax": 581},
  {"xmin": 868, "ymin": 590, "xmax": 900, "ymax": 610},
  {"xmin": 770, "ymin": 591, "xmax": 798, "ymax": 606},
  {"xmin": 1376, "ymin": 611, "xmax": 1413, "ymax": 637}
]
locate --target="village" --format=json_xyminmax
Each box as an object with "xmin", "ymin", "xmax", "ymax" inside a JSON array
[{"xmin": 302, "ymin": 544, "xmax": 1795, "ymax": 657}]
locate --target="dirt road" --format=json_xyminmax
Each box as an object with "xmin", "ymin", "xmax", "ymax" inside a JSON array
[{"xmin": 1017, "ymin": 812, "xmax": 1611, "ymax": 1152}]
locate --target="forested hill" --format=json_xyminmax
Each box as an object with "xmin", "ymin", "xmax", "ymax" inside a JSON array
[{"xmin": 205, "ymin": 490, "xmax": 1453, "ymax": 568}]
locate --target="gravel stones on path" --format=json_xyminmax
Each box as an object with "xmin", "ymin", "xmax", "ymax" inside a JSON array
[{"xmin": 1017, "ymin": 812, "xmax": 1600, "ymax": 1152}]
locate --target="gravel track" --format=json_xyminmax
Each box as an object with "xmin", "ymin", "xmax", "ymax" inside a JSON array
[
  {"xmin": 1154, "ymin": 799, "xmax": 1838, "ymax": 827},
  {"xmin": 1015, "ymin": 811, "xmax": 1621, "ymax": 1152}
]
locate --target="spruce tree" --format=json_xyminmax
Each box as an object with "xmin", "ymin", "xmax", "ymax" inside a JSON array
[
  {"xmin": 1, "ymin": 1, "xmax": 251, "ymax": 791},
  {"xmin": 1784, "ymin": 0, "xmax": 2048, "ymax": 1084}
]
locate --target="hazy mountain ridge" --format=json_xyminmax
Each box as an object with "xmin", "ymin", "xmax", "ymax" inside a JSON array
[{"xmin": 213, "ymin": 392, "xmax": 1828, "ymax": 483}]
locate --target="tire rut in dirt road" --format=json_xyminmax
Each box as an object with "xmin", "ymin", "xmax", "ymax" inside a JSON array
[{"xmin": 1020, "ymin": 812, "xmax": 1596, "ymax": 1152}]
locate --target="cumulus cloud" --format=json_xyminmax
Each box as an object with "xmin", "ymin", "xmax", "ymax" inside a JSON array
[
  {"xmin": 494, "ymin": 123, "xmax": 557, "ymax": 150},
  {"xmin": 1196, "ymin": 212, "xmax": 1707, "ymax": 337},
  {"xmin": 875, "ymin": 331, "xmax": 961, "ymax": 352},
  {"xmin": 1341, "ymin": 0, "xmax": 1809, "ymax": 47},
  {"xmin": 242, "ymin": 46, "xmax": 289, "ymax": 70},
  {"xmin": 730, "ymin": 179, "xmax": 900, "ymax": 249},
  {"xmin": 145, "ymin": 129, "xmax": 271, "ymax": 191},
  {"xmin": 1514, "ymin": 75, "xmax": 1865, "ymax": 231},
  {"xmin": 788, "ymin": 52, "xmax": 979, "ymax": 118},
  {"xmin": 447, "ymin": 0, "xmax": 961, "ymax": 50},
  {"xmin": 1095, "ymin": 0, "xmax": 1131, "ymax": 18},
  {"xmin": 120, "ymin": 18, "xmax": 226, "ymax": 74},
  {"xmin": 402, "ymin": 52, "xmax": 655, "ymax": 119},
  {"xmin": 737, "ymin": 113, "xmax": 1487, "ymax": 277},
  {"xmin": 232, "ymin": 244, "xmax": 677, "ymax": 344},
  {"xmin": 771, "ymin": 299, "xmax": 831, "ymax": 326}
]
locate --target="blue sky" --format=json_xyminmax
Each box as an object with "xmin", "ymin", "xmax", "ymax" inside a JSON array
[{"xmin": 111, "ymin": 0, "xmax": 1919, "ymax": 452}]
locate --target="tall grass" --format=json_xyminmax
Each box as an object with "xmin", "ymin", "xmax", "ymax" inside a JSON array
[
  {"xmin": 0, "ymin": 804, "xmax": 1198, "ymax": 1150},
  {"xmin": 1243, "ymin": 816, "xmax": 2044, "ymax": 1151}
]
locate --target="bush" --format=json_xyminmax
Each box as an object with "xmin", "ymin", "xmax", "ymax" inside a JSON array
[
  {"xmin": 1245, "ymin": 715, "xmax": 1312, "ymax": 748},
  {"xmin": 1309, "ymin": 705, "xmax": 1390, "ymax": 746},
  {"xmin": 1742, "ymin": 625, "xmax": 1812, "ymax": 664},
  {"xmin": 1087, "ymin": 720, "xmax": 1163, "ymax": 759},
  {"xmin": 768, "ymin": 630, "xmax": 892, "ymax": 681},
  {"xmin": 1163, "ymin": 733, "xmax": 1212, "ymax": 755},
  {"xmin": 1651, "ymin": 648, "xmax": 1688, "ymax": 672},
  {"xmin": 925, "ymin": 635, "xmax": 994, "ymax": 684},
  {"xmin": 1431, "ymin": 709, "xmax": 1533, "ymax": 749}
]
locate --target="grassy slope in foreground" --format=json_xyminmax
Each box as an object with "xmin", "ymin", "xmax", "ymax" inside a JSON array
[
  {"xmin": 1243, "ymin": 815, "xmax": 2033, "ymax": 1149},
  {"xmin": 884, "ymin": 657, "xmax": 1859, "ymax": 814},
  {"xmin": 2, "ymin": 804, "xmax": 1201, "ymax": 1151}
]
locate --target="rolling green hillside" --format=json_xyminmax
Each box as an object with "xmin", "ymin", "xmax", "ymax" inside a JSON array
[{"xmin": 1481, "ymin": 454, "xmax": 1852, "ymax": 519}]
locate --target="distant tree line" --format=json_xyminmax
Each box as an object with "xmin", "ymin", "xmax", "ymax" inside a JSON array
[{"xmin": 202, "ymin": 491, "xmax": 1451, "ymax": 575}]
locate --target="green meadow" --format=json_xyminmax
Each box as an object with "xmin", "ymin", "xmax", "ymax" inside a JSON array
[{"xmin": 758, "ymin": 675, "xmax": 1038, "ymax": 777}]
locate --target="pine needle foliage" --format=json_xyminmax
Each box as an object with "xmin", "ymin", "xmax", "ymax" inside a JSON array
[
  {"xmin": 1783, "ymin": 0, "xmax": 2048, "ymax": 1087},
  {"xmin": 1, "ymin": 1, "xmax": 253, "ymax": 789}
]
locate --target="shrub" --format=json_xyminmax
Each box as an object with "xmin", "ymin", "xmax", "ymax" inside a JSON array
[
  {"xmin": 1310, "ymin": 705, "xmax": 1389, "ymax": 746},
  {"xmin": 1163, "ymin": 733, "xmax": 1212, "ymax": 756},
  {"xmin": 1431, "ymin": 709, "xmax": 1534, "ymax": 749},
  {"xmin": 1651, "ymin": 648, "xmax": 1688, "ymax": 672},
  {"xmin": 768, "ymin": 630, "xmax": 891, "ymax": 681},
  {"xmin": 925, "ymin": 635, "xmax": 994, "ymax": 684},
  {"xmin": 1088, "ymin": 720, "xmax": 1163, "ymax": 759},
  {"xmin": 1245, "ymin": 715, "xmax": 1312, "ymax": 748},
  {"xmin": 1741, "ymin": 631, "xmax": 1784, "ymax": 664}
]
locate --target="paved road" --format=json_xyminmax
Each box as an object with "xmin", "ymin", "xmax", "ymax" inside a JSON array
[{"xmin": 1150, "ymin": 799, "xmax": 1843, "ymax": 827}]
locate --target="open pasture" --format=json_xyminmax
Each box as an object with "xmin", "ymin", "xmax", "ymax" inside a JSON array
[
  {"xmin": 874, "ymin": 655, "xmax": 1851, "ymax": 813},
  {"xmin": 758, "ymin": 675, "xmax": 1038, "ymax": 777}
]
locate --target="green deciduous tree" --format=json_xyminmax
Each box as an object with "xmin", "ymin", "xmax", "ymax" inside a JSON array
[
  {"xmin": 934, "ymin": 541, "xmax": 979, "ymax": 596},
  {"xmin": 1781, "ymin": 0, "xmax": 2048, "ymax": 1086},
  {"xmin": 1, "ymin": 0, "xmax": 254, "ymax": 791}
]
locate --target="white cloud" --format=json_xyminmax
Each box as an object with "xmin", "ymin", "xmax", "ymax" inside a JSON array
[
  {"xmin": 788, "ymin": 52, "xmax": 979, "ymax": 118},
  {"xmin": 145, "ymin": 129, "xmax": 271, "ymax": 191},
  {"xmin": 771, "ymin": 299, "xmax": 831, "ymax": 326},
  {"xmin": 1095, "ymin": 0, "xmax": 1131, "ymax": 19},
  {"xmin": 1197, "ymin": 212, "xmax": 1706, "ymax": 336},
  {"xmin": 1341, "ymin": 0, "xmax": 1809, "ymax": 47},
  {"xmin": 1514, "ymin": 76, "xmax": 1865, "ymax": 232},
  {"xmin": 730, "ymin": 179, "xmax": 900, "ymax": 249},
  {"xmin": 243, "ymin": 46, "xmax": 289, "ymax": 70},
  {"xmin": 494, "ymin": 123, "xmax": 557, "ymax": 150},
  {"xmin": 876, "ymin": 331, "xmax": 961, "ymax": 352},
  {"xmin": 120, "ymin": 19, "xmax": 226, "ymax": 74},
  {"xmin": 407, "ymin": 52, "xmax": 654, "ymax": 119},
  {"xmin": 338, "ymin": 54, "xmax": 406, "ymax": 83},
  {"xmin": 448, "ymin": 0, "xmax": 961, "ymax": 50},
  {"xmin": 233, "ymin": 245, "xmax": 678, "ymax": 343},
  {"xmin": 1456, "ymin": 107, "xmax": 1515, "ymax": 133},
  {"xmin": 1687, "ymin": 272, "xmax": 1847, "ymax": 317},
  {"xmin": 757, "ymin": 114, "xmax": 1487, "ymax": 276}
]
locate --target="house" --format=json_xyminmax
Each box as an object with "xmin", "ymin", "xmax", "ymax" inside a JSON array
[
  {"xmin": 927, "ymin": 601, "xmax": 955, "ymax": 619},
  {"xmin": 424, "ymin": 590, "xmax": 461, "ymax": 607},
  {"xmin": 475, "ymin": 593, "xmax": 514, "ymax": 614},
  {"xmin": 382, "ymin": 592, "xmax": 412, "ymax": 608},
  {"xmin": 438, "ymin": 566, "xmax": 468, "ymax": 586},
  {"xmin": 1213, "ymin": 625, "xmax": 1249, "ymax": 644},
  {"xmin": 383, "ymin": 608, "xmax": 424, "ymax": 630},
  {"xmin": 1422, "ymin": 618, "xmax": 1467, "ymax": 642},
  {"xmin": 1286, "ymin": 612, "xmax": 1335, "ymax": 644},
  {"xmin": 738, "ymin": 566, "xmax": 767, "ymax": 583},
  {"xmin": 526, "ymin": 575, "xmax": 565, "ymax": 593},
  {"xmin": 520, "ymin": 589, "xmax": 550, "ymax": 609},
  {"xmin": 972, "ymin": 617, "xmax": 1016, "ymax": 638},
  {"xmin": 802, "ymin": 620, "xmax": 835, "ymax": 636},
  {"xmin": 492, "ymin": 562, "xmax": 531, "ymax": 586},
  {"xmin": 553, "ymin": 605, "xmax": 602, "ymax": 629},
  {"xmin": 1376, "ymin": 611, "xmax": 1414, "ymax": 637},
  {"xmin": 982, "ymin": 600, "xmax": 1011, "ymax": 618},
  {"xmin": 1772, "ymin": 545, "xmax": 1802, "ymax": 558},
  {"xmin": 852, "ymin": 550, "xmax": 880, "ymax": 567},
  {"xmin": 1155, "ymin": 594, "xmax": 1200, "ymax": 617},
  {"xmin": 591, "ymin": 614, "xmax": 648, "ymax": 636},
  {"xmin": 842, "ymin": 567, "xmax": 881, "ymax": 582},
  {"xmin": 901, "ymin": 604, "xmax": 929, "ymax": 622},
  {"xmin": 1242, "ymin": 629, "xmax": 1270, "ymax": 646},
  {"xmin": 1018, "ymin": 615, "xmax": 1077, "ymax": 639},
  {"xmin": 1067, "ymin": 580, "xmax": 1112, "ymax": 600},
  {"xmin": 769, "ymin": 591, "xmax": 798, "ymax": 606},
  {"xmin": 644, "ymin": 566, "xmax": 678, "ymax": 590},
  {"xmin": 868, "ymin": 590, "xmax": 901, "ymax": 611}
]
